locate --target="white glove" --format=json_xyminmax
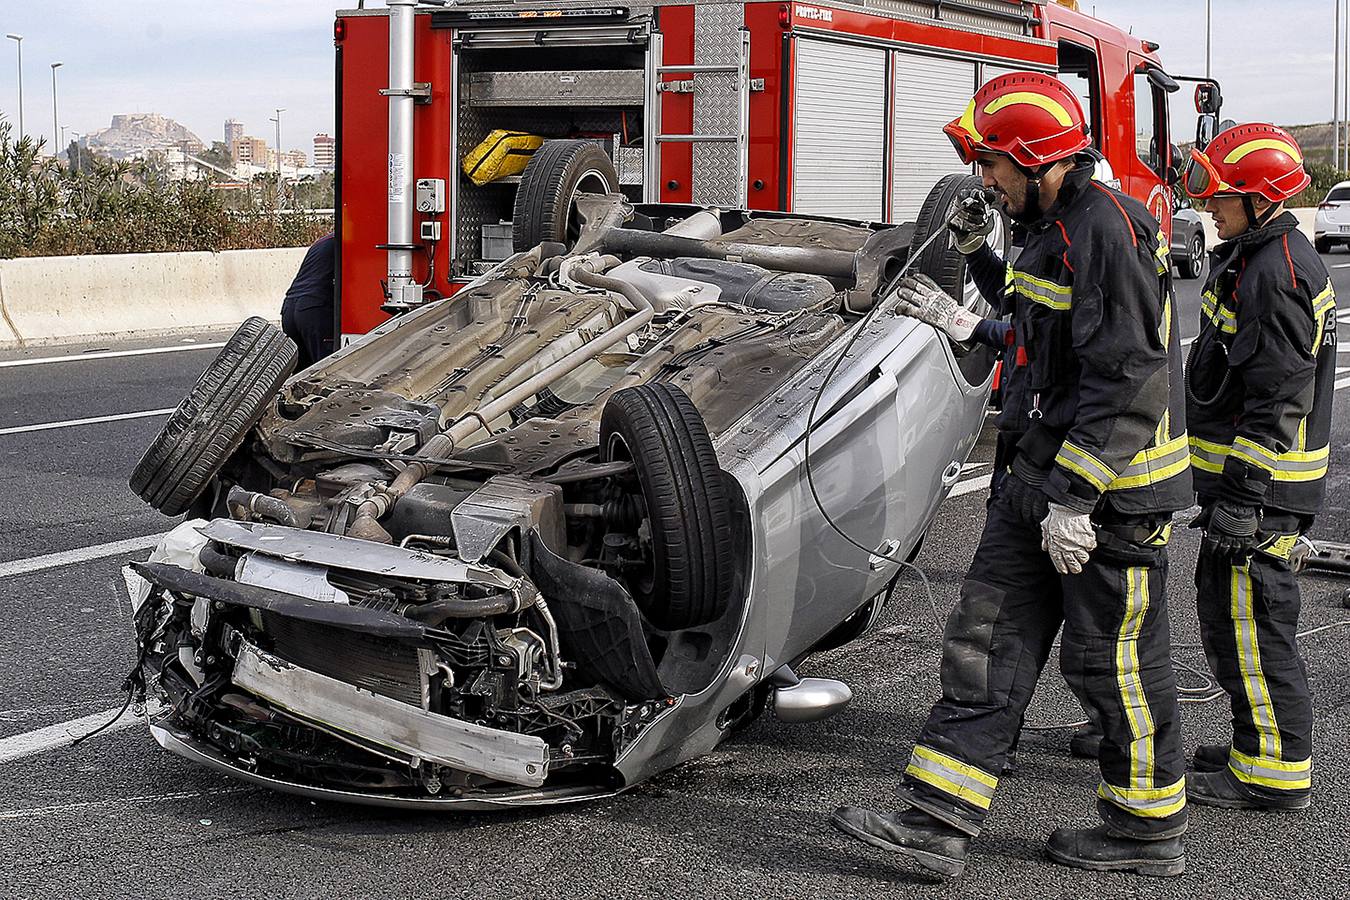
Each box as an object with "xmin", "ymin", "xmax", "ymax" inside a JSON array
[
  {"xmin": 895, "ymin": 274, "xmax": 983, "ymax": 342},
  {"xmin": 1040, "ymin": 503, "xmax": 1097, "ymax": 575}
]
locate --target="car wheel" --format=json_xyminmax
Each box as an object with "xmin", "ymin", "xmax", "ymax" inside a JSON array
[
  {"xmin": 1179, "ymin": 233, "xmax": 1205, "ymax": 279},
  {"xmin": 511, "ymin": 140, "xmax": 619, "ymax": 252},
  {"xmin": 907, "ymin": 173, "xmax": 1012, "ymax": 310},
  {"xmin": 599, "ymin": 382, "xmax": 734, "ymax": 630},
  {"xmin": 1315, "ymin": 236, "xmax": 1333, "ymax": 254},
  {"xmin": 129, "ymin": 317, "xmax": 296, "ymax": 516}
]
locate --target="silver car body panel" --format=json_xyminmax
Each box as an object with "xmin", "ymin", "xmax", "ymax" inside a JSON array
[
  {"xmin": 202, "ymin": 519, "xmax": 517, "ymax": 590},
  {"xmin": 232, "ymin": 641, "xmax": 551, "ymax": 787}
]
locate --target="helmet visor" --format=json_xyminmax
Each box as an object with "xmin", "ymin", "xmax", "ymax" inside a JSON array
[
  {"xmin": 944, "ymin": 122, "xmax": 979, "ymax": 165},
  {"xmin": 1183, "ymin": 147, "xmax": 1225, "ymax": 199}
]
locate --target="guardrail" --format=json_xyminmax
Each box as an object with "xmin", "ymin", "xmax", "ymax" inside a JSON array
[{"xmin": 0, "ymin": 247, "xmax": 309, "ymax": 347}]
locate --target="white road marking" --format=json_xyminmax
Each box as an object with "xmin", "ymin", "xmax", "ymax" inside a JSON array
[
  {"xmin": 1334, "ymin": 263, "xmax": 1350, "ymax": 269},
  {"xmin": 0, "ymin": 341, "xmax": 225, "ymax": 369},
  {"xmin": 1338, "ymin": 375, "xmax": 1350, "ymax": 392},
  {"xmin": 0, "ymin": 407, "xmax": 175, "ymax": 437},
  {"xmin": 947, "ymin": 473, "xmax": 993, "ymax": 499},
  {"xmin": 0, "ymin": 789, "xmax": 252, "ymax": 821},
  {"xmin": 0, "ymin": 533, "xmax": 166, "ymax": 579},
  {"xmin": 0, "ymin": 706, "xmax": 139, "ymax": 765}
]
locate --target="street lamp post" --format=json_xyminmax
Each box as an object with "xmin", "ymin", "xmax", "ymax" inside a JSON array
[
  {"xmin": 4, "ymin": 34, "xmax": 21, "ymax": 140},
  {"xmin": 1337, "ymin": 1, "xmax": 1342, "ymax": 170},
  {"xmin": 270, "ymin": 107, "xmax": 285, "ymax": 206},
  {"xmin": 50, "ymin": 62, "xmax": 63, "ymax": 157},
  {"xmin": 1205, "ymin": 0, "xmax": 1211, "ymax": 80}
]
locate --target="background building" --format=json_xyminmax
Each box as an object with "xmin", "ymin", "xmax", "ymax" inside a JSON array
[
  {"xmin": 224, "ymin": 118, "xmax": 244, "ymax": 148},
  {"xmin": 230, "ymin": 136, "xmax": 268, "ymax": 166},
  {"xmin": 313, "ymin": 133, "xmax": 335, "ymax": 170}
]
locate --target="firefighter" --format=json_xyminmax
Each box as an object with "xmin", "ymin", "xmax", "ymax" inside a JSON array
[
  {"xmin": 834, "ymin": 72, "xmax": 1193, "ymax": 878},
  {"xmin": 1181, "ymin": 124, "xmax": 1335, "ymax": 810},
  {"xmin": 280, "ymin": 231, "xmax": 337, "ymax": 370}
]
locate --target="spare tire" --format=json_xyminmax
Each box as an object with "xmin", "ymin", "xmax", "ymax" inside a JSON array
[
  {"xmin": 907, "ymin": 173, "xmax": 1011, "ymax": 310},
  {"xmin": 130, "ymin": 317, "xmax": 296, "ymax": 516},
  {"xmin": 512, "ymin": 140, "xmax": 619, "ymax": 252},
  {"xmin": 599, "ymin": 382, "xmax": 734, "ymax": 630}
]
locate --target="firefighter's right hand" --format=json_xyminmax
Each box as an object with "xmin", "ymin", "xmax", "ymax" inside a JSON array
[
  {"xmin": 948, "ymin": 188, "xmax": 996, "ymax": 255},
  {"xmin": 895, "ymin": 274, "xmax": 982, "ymax": 341},
  {"xmin": 1202, "ymin": 500, "xmax": 1260, "ymax": 563},
  {"xmin": 1041, "ymin": 503, "xmax": 1097, "ymax": 575}
]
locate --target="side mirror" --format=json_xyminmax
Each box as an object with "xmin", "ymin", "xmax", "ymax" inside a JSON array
[
  {"xmin": 1196, "ymin": 114, "xmax": 1217, "ymax": 152},
  {"xmin": 1194, "ymin": 82, "xmax": 1222, "ymax": 115}
]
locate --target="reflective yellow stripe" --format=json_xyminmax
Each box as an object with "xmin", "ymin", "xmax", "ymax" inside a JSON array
[
  {"xmin": 1189, "ymin": 436, "xmax": 1329, "ymax": 482},
  {"xmin": 906, "ymin": 745, "xmax": 998, "ymax": 810},
  {"xmin": 1012, "ymin": 270, "xmax": 1072, "ymax": 311},
  {"xmin": 1108, "ymin": 433, "xmax": 1190, "ymax": 491},
  {"xmin": 1097, "ymin": 778, "xmax": 1186, "ymax": 818},
  {"xmin": 1116, "ymin": 566, "xmax": 1156, "ymax": 788},
  {"xmin": 1229, "ymin": 748, "xmax": 1312, "ymax": 792},
  {"xmin": 1256, "ymin": 531, "xmax": 1300, "ymax": 561},
  {"xmin": 1231, "ymin": 436, "xmax": 1280, "ymax": 473},
  {"xmin": 1232, "ymin": 565, "xmax": 1281, "ymax": 761},
  {"xmin": 1056, "ymin": 441, "xmax": 1118, "ymax": 492},
  {"xmin": 1222, "ymin": 138, "xmax": 1302, "ymax": 165},
  {"xmin": 1312, "ymin": 281, "xmax": 1336, "ymax": 319},
  {"xmin": 983, "ymin": 91, "xmax": 1075, "ymax": 127},
  {"xmin": 1201, "ymin": 290, "xmax": 1237, "ymax": 334},
  {"xmin": 1154, "ymin": 231, "xmax": 1170, "ymax": 275}
]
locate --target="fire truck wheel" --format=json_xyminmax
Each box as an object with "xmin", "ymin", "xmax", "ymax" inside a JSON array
[
  {"xmin": 599, "ymin": 382, "xmax": 734, "ymax": 630},
  {"xmin": 907, "ymin": 173, "xmax": 1011, "ymax": 309},
  {"xmin": 129, "ymin": 317, "xmax": 296, "ymax": 516},
  {"xmin": 512, "ymin": 140, "xmax": 619, "ymax": 252}
]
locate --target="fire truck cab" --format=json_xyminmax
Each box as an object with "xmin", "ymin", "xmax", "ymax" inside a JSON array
[{"xmin": 334, "ymin": 0, "xmax": 1192, "ymax": 338}]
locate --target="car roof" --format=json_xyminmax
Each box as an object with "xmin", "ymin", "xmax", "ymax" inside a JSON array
[{"xmin": 1328, "ymin": 181, "xmax": 1350, "ymax": 193}]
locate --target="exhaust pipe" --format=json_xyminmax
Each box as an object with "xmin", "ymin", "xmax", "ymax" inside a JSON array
[{"xmin": 384, "ymin": 0, "xmax": 421, "ymax": 311}]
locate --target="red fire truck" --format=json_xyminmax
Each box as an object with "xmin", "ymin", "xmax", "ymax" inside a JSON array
[{"xmin": 333, "ymin": 0, "xmax": 1213, "ymax": 339}]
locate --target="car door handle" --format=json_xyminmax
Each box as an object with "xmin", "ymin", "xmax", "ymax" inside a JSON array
[
  {"xmin": 941, "ymin": 461, "xmax": 963, "ymax": 486},
  {"xmin": 869, "ymin": 539, "xmax": 902, "ymax": 571}
]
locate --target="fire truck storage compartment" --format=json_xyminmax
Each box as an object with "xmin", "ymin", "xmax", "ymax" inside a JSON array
[
  {"xmin": 890, "ymin": 52, "xmax": 977, "ymax": 223},
  {"xmin": 453, "ymin": 32, "xmax": 648, "ymax": 265},
  {"xmin": 792, "ymin": 38, "xmax": 887, "ymax": 221}
]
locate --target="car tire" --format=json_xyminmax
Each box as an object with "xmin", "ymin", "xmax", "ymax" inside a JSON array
[
  {"xmin": 511, "ymin": 140, "xmax": 619, "ymax": 252},
  {"xmin": 1315, "ymin": 236, "xmax": 1333, "ymax": 254},
  {"xmin": 129, "ymin": 317, "xmax": 296, "ymax": 516},
  {"xmin": 907, "ymin": 173, "xmax": 1011, "ymax": 306},
  {"xmin": 599, "ymin": 382, "xmax": 734, "ymax": 630},
  {"xmin": 1178, "ymin": 233, "xmax": 1205, "ymax": 279}
]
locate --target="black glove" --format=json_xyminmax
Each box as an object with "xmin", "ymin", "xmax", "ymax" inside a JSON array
[
  {"xmin": 1002, "ymin": 458, "xmax": 1051, "ymax": 526},
  {"xmin": 1201, "ymin": 500, "xmax": 1260, "ymax": 563},
  {"xmin": 948, "ymin": 188, "xmax": 997, "ymax": 255}
]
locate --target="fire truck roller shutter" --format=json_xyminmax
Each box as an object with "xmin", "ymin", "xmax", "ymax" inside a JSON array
[
  {"xmin": 890, "ymin": 53, "xmax": 978, "ymax": 223},
  {"xmin": 792, "ymin": 39, "xmax": 887, "ymax": 220}
]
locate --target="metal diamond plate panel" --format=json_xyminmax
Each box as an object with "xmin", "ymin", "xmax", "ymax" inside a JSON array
[
  {"xmin": 691, "ymin": 3, "xmax": 743, "ymax": 207},
  {"xmin": 468, "ymin": 70, "xmax": 645, "ymax": 107}
]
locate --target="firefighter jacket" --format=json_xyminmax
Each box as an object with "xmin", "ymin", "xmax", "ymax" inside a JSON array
[
  {"xmin": 967, "ymin": 158, "xmax": 1192, "ymax": 516},
  {"xmin": 1185, "ymin": 212, "xmax": 1337, "ymax": 515}
]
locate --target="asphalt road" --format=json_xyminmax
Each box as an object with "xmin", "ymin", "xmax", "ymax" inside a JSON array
[{"xmin": 1, "ymin": 257, "xmax": 1349, "ymax": 900}]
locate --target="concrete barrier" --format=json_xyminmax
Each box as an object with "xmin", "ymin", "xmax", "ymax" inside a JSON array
[{"xmin": 0, "ymin": 247, "xmax": 308, "ymax": 347}]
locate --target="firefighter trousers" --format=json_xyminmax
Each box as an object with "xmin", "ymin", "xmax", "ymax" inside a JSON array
[
  {"xmin": 1195, "ymin": 510, "xmax": 1314, "ymax": 799},
  {"xmin": 899, "ymin": 478, "xmax": 1188, "ymax": 840}
]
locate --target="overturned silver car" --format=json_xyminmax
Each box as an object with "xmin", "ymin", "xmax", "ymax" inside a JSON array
[{"xmin": 122, "ymin": 183, "xmax": 1000, "ymax": 809}]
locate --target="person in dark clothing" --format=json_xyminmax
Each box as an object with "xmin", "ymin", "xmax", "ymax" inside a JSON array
[
  {"xmin": 1181, "ymin": 124, "xmax": 1336, "ymax": 810},
  {"xmin": 833, "ymin": 72, "xmax": 1192, "ymax": 879},
  {"xmin": 280, "ymin": 232, "xmax": 337, "ymax": 370}
]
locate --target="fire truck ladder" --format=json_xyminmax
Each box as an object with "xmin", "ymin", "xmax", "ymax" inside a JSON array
[{"xmin": 645, "ymin": 8, "xmax": 755, "ymax": 209}]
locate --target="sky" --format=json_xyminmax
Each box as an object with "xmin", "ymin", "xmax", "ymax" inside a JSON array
[{"xmin": 0, "ymin": 1, "xmax": 1342, "ymax": 155}]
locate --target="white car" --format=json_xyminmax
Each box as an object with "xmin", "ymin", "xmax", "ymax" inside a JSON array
[{"xmin": 1314, "ymin": 180, "xmax": 1350, "ymax": 253}]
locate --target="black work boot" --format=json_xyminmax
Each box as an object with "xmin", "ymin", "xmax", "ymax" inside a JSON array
[
  {"xmin": 1189, "ymin": 743, "xmax": 1229, "ymax": 773},
  {"xmin": 1045, "ymin": 824, "xmax": 1185, "ymax": 877},
  {"xmin": 831, "ymin": 806, "xmax": 971, "ymax": 878},
  {"xmin": 1186, "ymin": 768, "xmax": 1311, "ymax": 810},
  {"xmin": 1069, "ymin": 723, "xmax": 1103, "ymax": 759}
]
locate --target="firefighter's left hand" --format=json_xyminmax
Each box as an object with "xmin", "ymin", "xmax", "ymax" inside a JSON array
[
  {"xmin": 895, "ymin": 274, "xmax": 982, "ymax": 341},
  {"xmin": 1041, "ymin": 503, "xmax": 1097, "ymax": 575}
]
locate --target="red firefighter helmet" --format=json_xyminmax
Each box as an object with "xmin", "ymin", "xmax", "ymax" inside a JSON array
[
  {"xmin": 944, "ymin": 72, "xmax": 1091, "ymax": 169},
  {"xmin": 1184, "ymin": 123, "xmax": 1310, "ymax": 202}
]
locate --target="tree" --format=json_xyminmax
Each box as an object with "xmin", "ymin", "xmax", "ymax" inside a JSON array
[{"xmin": 199, "ymin": 140, "xmax": 234, "ymax": 173}]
